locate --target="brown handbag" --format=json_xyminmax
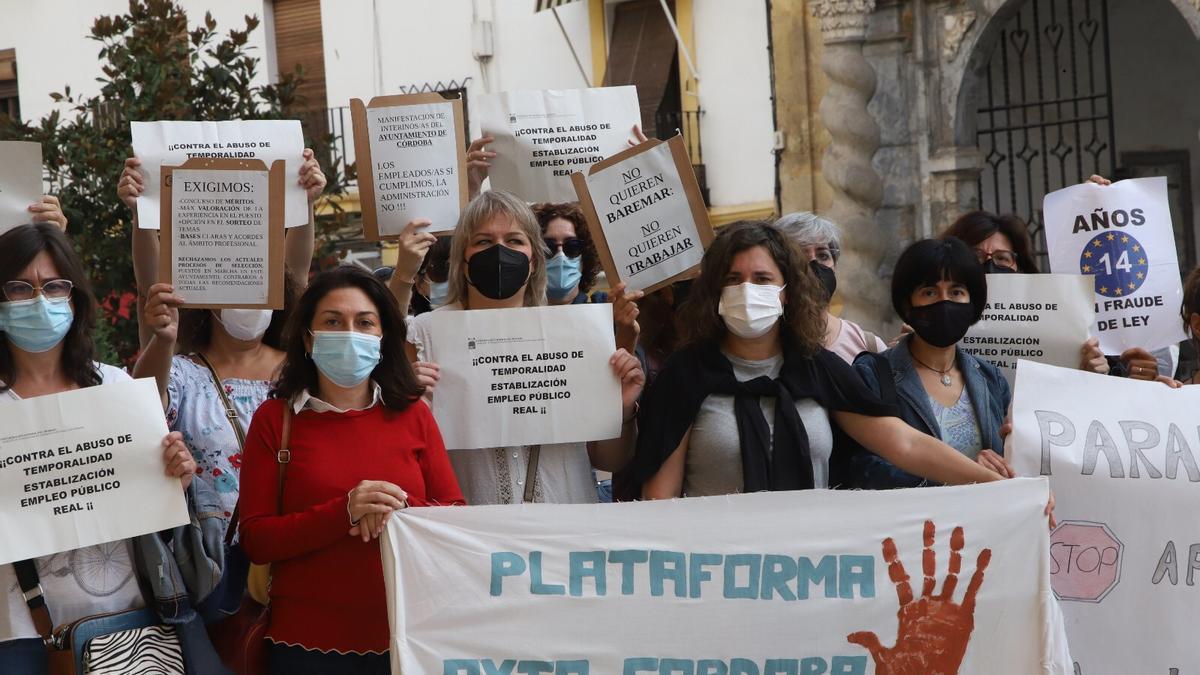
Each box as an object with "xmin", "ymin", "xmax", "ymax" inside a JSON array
[{"xmin": 209, "ymin": 403, "xmax": 293, "ymax": 675}]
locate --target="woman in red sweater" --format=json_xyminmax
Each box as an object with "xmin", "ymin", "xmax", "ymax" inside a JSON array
[{"xmin": 239, "ymin": 266, "xmax": 464, "ymax": 674}]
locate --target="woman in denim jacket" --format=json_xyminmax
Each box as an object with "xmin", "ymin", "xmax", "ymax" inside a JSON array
[{"xmin": 851, "ymin": 237, "xmax": 1014, "ymax": 489}]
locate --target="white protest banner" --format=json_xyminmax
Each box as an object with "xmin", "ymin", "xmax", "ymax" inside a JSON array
[
  {"xmin": 160, "ymin": 158, "xmax": 285, "ymax": 309},
  {"xmin": 351, "ymin": 93, "xmax": 468, "ymax": 238},
  {"xmin": 573, "ymin": 135, "xmax": 713, "ymax": 294},
  {"xmin": 1011, "ymin": 361, "xmax": 1200, "ymax": 674},
  {"xmin": 1044, "ymin": 177, "xmax": 1185, "ymax": 354},
  {"xmin": 131, "ymin": 119, "xmax": 307, "ymax": 229},
  {"xmin": 429, "ymin": 304, "xmax": 621, "ymax": 449},
  {"xmin": 0, "ymin": 141, "xmax": 43, "ymax": 235},
  {"xmin": 479, "ymin": 87, "xmax": 641, "ymax": 202},
  {"xmin": 0, "ymin": 378, "xmax": 189, "ymax": 565},
  {"xmin": 383, "ymin": 479, "xmax": 1069, "ymax": 675},
  {"xmin": 960, "ymin": 274, "xmax": 1095, "ymax": 386}
]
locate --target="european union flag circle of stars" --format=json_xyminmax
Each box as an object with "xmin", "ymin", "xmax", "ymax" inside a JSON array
[{"xmin": 1079, "ymin": 231, "xmax": 1149, "ymax": 298}]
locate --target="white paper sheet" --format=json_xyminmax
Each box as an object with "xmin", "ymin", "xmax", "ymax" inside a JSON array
[
  {"xmin": 429, "ymin": 304, "xmax": 621, "ymax": 449},
  {"xmin": 365, "ymin": 100, "xmax": 462, "ymax": 235},
  {"xmin": 961, "ymin": 273, "xmax": 1096, "ymax": 386},
  {"xmin": 131, "ymin": 120, "xmax": 306, "ymax": 229},
  {"xmin": 1044, "ymin": 177, "xmax": 1186, "ymax": 353},
  {"xmin": 479, "ymin": 87, "xmax": 641, "ymax": 202},
  {"xmin": 0, "ymin": 378, "xmax": 189, "ymax": 565},
  {"xmin": 170, "ymin": 168, "xmax": 272, "ymax": 306},
  {"xmin": 0, "ymin": 141, "xmax": 43, "ymax": 235}
]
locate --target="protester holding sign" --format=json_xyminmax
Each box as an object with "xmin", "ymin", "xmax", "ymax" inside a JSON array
[
  {"xmin": 119, "ymin": 149, "xmax": 325, "ymax": 348},
  {"xmin": 238, "ymin": 266, "xmax": 464, "ymax": 672},
  {"xmin": 775, "ymin": 211, "xmax": 886, "ymax": 362},
  {"xmin": 941, "ymin": 210, "xmax": 1110, "ymax": 376},
  {"xmin": 852, "ymin": 238, "xmax": 1014, "ymax": 489},
  {"xmin": 0, "ymin": 223, "xmax": 200, "ymax": 670},
  {"xmin": 405, "ymin": 190, "xmax": 644, "ymax": 505},
  {"xmin": 631, "ymin": 221, "xmax": 1003, "ymax": 499}
]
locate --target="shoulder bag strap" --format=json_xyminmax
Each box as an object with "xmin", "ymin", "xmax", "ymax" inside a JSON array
[
  {"xmin": 522, "ymin": 445, "xmax": 541, "ymax": 504},
  {"xmin": 194, "ymin": 352, "xmax": 246, "ymax": 451},
  {"xmin": 13, "ymin": 560, "xmax": 54, "ymax": 642},
  {"xmin": 861, "ymin": 329, "xmax": 884, "ymax": 354},
  {"xmin": 277, "ymin": 406, "xmax": 293, "ymax": 515}
]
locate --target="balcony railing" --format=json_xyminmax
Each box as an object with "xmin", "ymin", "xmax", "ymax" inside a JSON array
[{"xmin": 655, "ymin": 108, "xmax": 708, "ymax": 205}]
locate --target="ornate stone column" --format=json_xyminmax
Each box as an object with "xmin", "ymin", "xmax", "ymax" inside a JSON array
[{"xmin": 811, "ymin": 0, "xmax": 887, "ymax": 329}]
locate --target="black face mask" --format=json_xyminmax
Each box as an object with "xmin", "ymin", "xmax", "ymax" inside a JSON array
[
  {"xmin": 907, "ymin": 300, "xmax": 975, "ymax": 348},
  {"xmin": 467, "ymin": 243, "xmax": 531, "ymax": 300},
  {"xmin": 981, "ymin": 260, "xmax": 1017, "ymax": 274},
  {"xmin": 809, "ymin": 260, "xmax": 837, "ymax": 302}
]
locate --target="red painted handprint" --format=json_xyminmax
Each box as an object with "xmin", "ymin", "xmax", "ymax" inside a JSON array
[{"xmin": 846, "ymin": 520, "xmax": 992, "ymax": 675}]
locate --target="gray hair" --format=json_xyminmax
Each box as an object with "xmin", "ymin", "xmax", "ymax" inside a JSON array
[
  {"xmin": 775, "ymin": 212, "xmax": 841, "ymax": 259},
  {"xmin": 448, "ymin": 190, "xmax": 548, "ymax": 308}
]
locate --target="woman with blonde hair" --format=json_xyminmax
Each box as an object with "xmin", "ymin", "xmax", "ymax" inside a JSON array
[{"xmin": 404, "ymin": 190, "xmax": 645, "ymax": 504}]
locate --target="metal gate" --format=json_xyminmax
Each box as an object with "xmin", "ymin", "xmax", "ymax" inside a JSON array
[{"xmin": 975, "ymin": 0, "xmax": 1116, "ymax": 267}]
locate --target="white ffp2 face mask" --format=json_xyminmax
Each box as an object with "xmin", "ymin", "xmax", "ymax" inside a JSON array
[
  {"xmin": 214, "ymin": 309, "xmax": 274, "ymax": 342},
  {"xmin": 718, "ymin": 282, "xmax": 785, "ymax": 339}
]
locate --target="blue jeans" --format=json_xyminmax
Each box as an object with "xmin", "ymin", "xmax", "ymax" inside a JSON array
[
  {"xmin": 270, "ymin": 643, "xmax": 389, "ymax": 675},
  {"xmin": 0, "ymin": 638, "xmax": 48, "ymax": 674}
]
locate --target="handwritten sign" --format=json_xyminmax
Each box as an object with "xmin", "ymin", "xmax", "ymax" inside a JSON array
[
  {"xmin": 1044, "ymin": 177, "xmax": 1185, "ymax": 353},
  {"xmin": 159, "ymin": 158, "xmax": 285, "ymax": 309},
  {"xmin": 351, "ymin": 93, "xmax": 468, "ymax": 238},
  {"xmin": 960, "ymin": 274, "xmax": 1095, "ymax": 386},
  {"xmin": 1011, "ymin": 360, "xmax": 1200, "ymax": 673},
  {"xmin": 0, "ymin": 141, "xmax": 42, "ymax": 235},
  {"xmin": 573, "ymin": 135, "xmax": 713, "ymax": 294},
  {"xmin": 0, "ymin": 378, "xmax": 189, "ymax": 565},
  {"xmin": 131, "ymin": 120, "xmax": 307, "ymax": 229},
  {"xmin": 382, "ymin": 480, "xmax": 1071, "ymax": 675},
  {"xmin": 478, "ymin": 87, "xmax": 641, "ymax": 202},
  {"xmin": 428, "ymin": 304, "xmax": 621, "ymax": 449}
]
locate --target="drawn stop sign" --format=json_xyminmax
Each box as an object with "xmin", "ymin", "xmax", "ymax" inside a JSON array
[{"xmin": 1049, "ymin": 521, "xmax": 1123, "ymax": 602}]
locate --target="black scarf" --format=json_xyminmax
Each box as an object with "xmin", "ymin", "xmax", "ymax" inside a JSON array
[{"xmin": 623, "ymin": 341, "xmax": 897, "ymax": 498}]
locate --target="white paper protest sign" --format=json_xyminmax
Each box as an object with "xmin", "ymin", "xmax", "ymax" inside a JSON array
[
  {"xmin": 0, "ymin": 378, "xmax": 189, "ymax": 565},
  {"xmin": 479, "ymin": 87, "xmax": 641, "ymax": 202},
  {"xmin": 960, "ymin": 274, "xmax": 1095, "ymax": 386},
  {"xmin": 573, "ymin": 136, "xmax": 713, "ymax": 294},
  {"xmin": 1044, "ymin": 177, "xmax": 1185, "ymax": 353},
  {"xmin": 0, "ymin": 141, "xmax": 43, "ymax": 235},
  {"xmin": 131, "ymin": 120, "xmax": 307, "ymax": 229},
  {"xmin": 429, "ymin": 304, "xmax": 621, "ymax": 449},
  {"xmin": 160, "ymin": 158, "xmax": 286, "ymax": 309},
  {"xmin": 383, "ymin": 479, "xmax": 1071, "ymax": 675},
  {"xmin": 1011, "ymin": 361, "xmax": 1200, "ymax": 674},
  {"xmin": 351, "ymin": 94, "xmax": 468, "ymax": 238}
]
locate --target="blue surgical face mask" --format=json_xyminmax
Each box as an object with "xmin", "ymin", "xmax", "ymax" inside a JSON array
[
  {"xmin": 546, "ymin": 252, "xmax": 583, "ymax": 302},
  {"xmin": 310, "ymin": 330, "xmax": 382, "ymax": 388},
  {"xmin": 0, "ymin": 295, "xmax": 74, "ymax": 353},
  {"xmin": 428, "ymin": 280, "xmax": 450, "ymax": 308}
]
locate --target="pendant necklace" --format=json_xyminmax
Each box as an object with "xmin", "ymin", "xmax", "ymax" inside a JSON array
[{"xmin": 913, "ymin": 354, "xmax": 954, "ymax": 387}]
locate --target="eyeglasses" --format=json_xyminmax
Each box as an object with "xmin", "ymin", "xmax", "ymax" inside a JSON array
[
  {"xmin": 544, "ymin": 238, "xmax": 585, "ymax": 259},
  {"xmin": 425, "ymin": 259, "xmax": 450, "ymax": 283},
  {"xmin": 2, "ymin": 279, "xmax": 74, "ymax": 302},
  {"xmin": 974, "ymin": 248, "xmax": 1018, "ymax": 270}
]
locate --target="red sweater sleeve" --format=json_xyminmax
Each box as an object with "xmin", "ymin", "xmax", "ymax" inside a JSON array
[
  {"xmin": 238, "ymin": 400, "xmax": 350, "ymax": 564},
  {"xmin": 413, "ymin": 403, "xmax": 466, "ymax": 507}
]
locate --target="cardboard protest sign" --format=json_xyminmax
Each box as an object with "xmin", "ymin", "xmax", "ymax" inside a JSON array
[
  {"xmin": 0, "ymin": 378, "xmax": 189, "ymax": 565},
  {"xmin": 350, "ymin": 93, "xmax": 468, "ymax": 238},
  {"xmin": 0, "ymin": 141, "xmax": 42, "ymax": 235},
  {"xmin": 382, "ymin": 479, "xmax": 1071, "ymax": 675},
  {"xmin": 131, "ymin": 119, "xmax": 307, "ymax": 229},
  {"xmin": 428, "ymin": 304, "xmax": 621, "ymax": 449},
  {"xmin": 1011, "ymin": 361, "xmax": 1200, "ymax": 674},
  {"xmin": 159, "ymin": 157, "xmax": 285, "ymax": 309},
  {"xmin": 960, "ymin": 274, "xmax": 1095, "ymax": 386},
  {"xmin": 1044, "ymin": 177, "xmax": 1185, "ymax": 354},
  {"xmin": 478, "ymin": 86, "xmax": 641, "ymax": 202},
  {"xmin": 572, "ymin": 135, "xmax": 713, "ymax": 294}
]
